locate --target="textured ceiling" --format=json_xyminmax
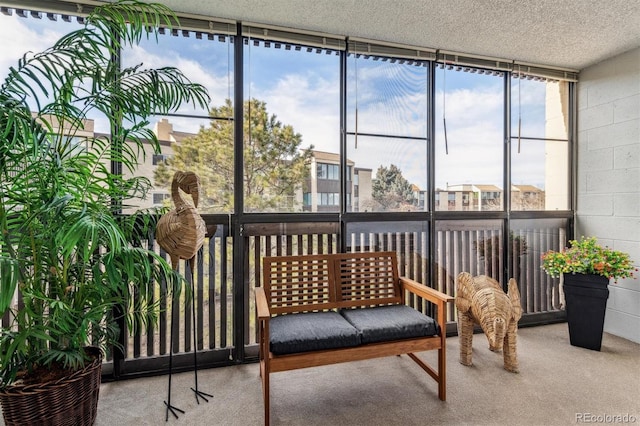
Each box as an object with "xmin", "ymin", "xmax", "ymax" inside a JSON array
[{"xmin": 150, "ymin": 0, "xmax": 640, "ymax": 70}]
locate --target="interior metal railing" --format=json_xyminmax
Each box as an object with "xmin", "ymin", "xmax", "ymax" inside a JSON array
[{"xmin": 0, "ymin": 216, "xmax": 568, "ymax": 380}]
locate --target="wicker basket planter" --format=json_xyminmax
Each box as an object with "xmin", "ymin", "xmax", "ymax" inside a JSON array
[{"xmin": 0, "ymin": 348, "xmax": 102, "ymax": 426}]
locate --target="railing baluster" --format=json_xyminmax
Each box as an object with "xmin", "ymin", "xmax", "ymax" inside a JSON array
[
  {"xmin": 220, "ymin": 234, "xmax": 228, "ymax": 349},
  {"xmin": 523, "ymin": 228, "xmax": 530, "ymax": 312},
  {"xmin": 196, "ymin": 246, "xmax": 205, "ymax": 350},
  {"xmin": 105, "ymin": 218, "xmax": 568, "ymax": 379},
  {"xmin": 209, "ymin": 234, "xmax": 217, "ymax": 349},
  {"xmin": 184, "ymin": 261, "xmax": 192, "ymax": 353},
  {"xmin": 159, "ymin": 248, "xmax": 168, "ymax": 356}
]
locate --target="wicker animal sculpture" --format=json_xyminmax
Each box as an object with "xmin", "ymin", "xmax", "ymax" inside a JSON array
[
  {"xmin": 155, "ymin": 171, "xmax": 212, "ymax": 416},
  {"xmin": 156, "ymin": 171, "xmax": 206, "ymax": 272},
  {"xmin": 455, "ymin": 272, "xmax": 523, "ymax": 372}
]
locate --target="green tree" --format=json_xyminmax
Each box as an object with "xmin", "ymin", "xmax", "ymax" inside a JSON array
[
  {"xmin": 155, "ymin": 98, "xmax": 313, "ymax": 212},
  {"xmin": 371, "ymin": 164, "xmax": 416, "ymax": 211}
]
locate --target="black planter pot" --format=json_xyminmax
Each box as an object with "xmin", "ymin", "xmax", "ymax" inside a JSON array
[{"xmin": 563, "ymin": 273, "xmax": 609, "ymax": 351}]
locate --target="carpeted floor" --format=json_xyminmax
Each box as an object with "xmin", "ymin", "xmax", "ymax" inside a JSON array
[
  {"xmin": 81, "ymin": 323, "xmax": 640, "ymax": 425},
  {"xmin": 91, "ymin": 323, "xmax": 640, "ymax": 426}
]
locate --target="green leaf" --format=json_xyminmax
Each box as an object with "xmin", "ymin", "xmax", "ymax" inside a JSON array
[{"xmin": 0, "ymin": 0, "xmax": 206, "ymax": 386}]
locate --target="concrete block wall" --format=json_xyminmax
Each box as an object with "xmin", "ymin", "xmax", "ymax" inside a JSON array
[{"xmin": 577, "ymin": 47, "xmax": 640, "ymax": 343}]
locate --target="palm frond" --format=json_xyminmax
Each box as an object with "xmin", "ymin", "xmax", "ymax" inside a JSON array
[{"xmin": 0, "ymin": 0, "xmax": 209, "ymax": 384}]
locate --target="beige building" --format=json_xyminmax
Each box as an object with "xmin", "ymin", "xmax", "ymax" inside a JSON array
[
  {"xmin": 303, "ymin": 150, "xmax": 373, "ymax": 213},
  {"xmin": 55, "ymin": 117, "xmax": 545, "ymax": 214},
  {"xmin": 512, "ymin": 184, "xmax": 545, "ymax": 210},
  {"xmin": 544, "ymin": 81, "xmax": 570, "ymax": 211},
  {"xmin": 436, "ymin": 184, "xmax": 503, "ymax": 211}
]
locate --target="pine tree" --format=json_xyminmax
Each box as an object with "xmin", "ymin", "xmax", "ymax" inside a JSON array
[
  {"xmin": 155, "ymin": 98, "xmax": 313, "ymax": 212},
  {"xmin": 371, "ymin": 164, "xmax": 416, "ymax": 211}
]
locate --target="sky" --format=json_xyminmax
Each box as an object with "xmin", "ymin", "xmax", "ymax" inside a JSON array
[{"xmin": 0, "ymin": 12, "xmax": 563, "ymax": 191}]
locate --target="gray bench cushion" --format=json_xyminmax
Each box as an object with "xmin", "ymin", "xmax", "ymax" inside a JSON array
[
  {"xmin": 270, "ymin": 311, "xmax": 361, "ymax": 355},
  {"xmin": 340, "ymin": 305, "xmax": 440, "ymax": 344}
]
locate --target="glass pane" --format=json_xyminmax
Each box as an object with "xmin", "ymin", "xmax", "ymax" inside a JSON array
[
  {"xmin": 347, "ymin": 55, "xmax": 428, "ymax": 138},
  {"xmin": 345, "ymin": 55, "xmax": 428, "ymax": 213},
  {"xmin": 511, "ymin": 78, "xmax": 569, "ymax": 140},
  {"xmin": 434, "ymin": 67, "xmax": 504, "ymax": 211},
  {"xmin": 346, "ymin": 135, "xmax": 427, "ymax": 212},
  {"xmin": 0, "ymin": 13, "xmax": 79, "ymax": 87},
  {"xmin": 511, "ymin": 138, "xmax": 569, "ymax": 211},
  {"xmin": 121, "ymin": 115, "xmax": 227, "ymax": 213},
  {"xmin": 119, "ymin": 30, "xmax": 233, "ymax": 214},
  {"xmin": 121, "ymin": 29, "xmax": 233, "ymax": 116},
  {"xmin": 0, "ymin": 12, "xmax": 119, "ymax": 222},
  {"xmin": 0, "ymin": 14, "xmax": 109, "ymax": 132},
  {"xmin": 511, "ymin": 78, "xmax": 570, "ymax": 211},
  {"xmin": 244, "ymin": 39, "xmax": 340, "ymax": 213}
]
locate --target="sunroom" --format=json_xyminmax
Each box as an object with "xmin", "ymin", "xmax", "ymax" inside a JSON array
[{"xmin": 0, "ymin": 0, "xmax": 638, "ymax": 425}]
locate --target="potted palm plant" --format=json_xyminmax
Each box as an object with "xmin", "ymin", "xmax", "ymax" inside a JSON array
[
  {"xmin": 0, "ymin": 1, "xmax": 209, "ymax": 424},
  {"xmin": 541, "ymin": 236, "xmax": 637, "ymax": 351}
]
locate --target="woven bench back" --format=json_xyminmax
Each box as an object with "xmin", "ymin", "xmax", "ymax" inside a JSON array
[
  {"xmin": 333, "ymin": 251, "xmax": 402, "ymax": 308},
  {"xmin": 262, "ymin": 254, "xmax": 336, "ymax": 314},
  {"xmin": 262, "ymin": 251, "xmax": 402, "ymax": 314}
]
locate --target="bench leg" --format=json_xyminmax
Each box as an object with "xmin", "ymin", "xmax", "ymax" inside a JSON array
[
  {"xmin": 438, "ymin": 346, "xmax": 446, "ymax": 401},
  {"xmin": 407, "ymin": 351, "xmax": 446, "ymax": 401},
  {"xmin": 261, "ymin": 360, "xmax": 270, "ymax": 426}
]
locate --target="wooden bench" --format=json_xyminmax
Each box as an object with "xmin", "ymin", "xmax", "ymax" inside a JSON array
[{"xmin": 255, "ymin": 251, "xmax": 454, "ymax": 425}]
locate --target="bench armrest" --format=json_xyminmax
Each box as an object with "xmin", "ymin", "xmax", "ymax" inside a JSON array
[
  {"xmin": 400, "ymin": 277, "xmax": 454, "ymax": 305},
  {"xmin": 400, "ymin": 277, "xmax": 453, "ymax": 338},
  {"xmin": 256, "ymin": 287, "xmax": 271, "ymax": 320}
]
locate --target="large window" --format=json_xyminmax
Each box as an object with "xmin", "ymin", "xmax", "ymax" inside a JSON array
[
  {"xmin": 346, "ymin": 52, "xmax": 429, "ymax": 213},
  {"xmin": 511, "ymin": 77, "xmax": 570, "ymax": 211},
  {"xmin": 1, "ymin": 10, "xmax": 573, "ymax": 217},
  {"xmin": 434, "ymin": 65, "xmax": 505, "ymax": 211},
  {"xmin": 0, "ymin": 1, "xmax": 577, "ymax": 376},
  {"xmin": 243, "ymin": 32, "xmax": 341, "ymax": 213},
  {"xmin": 120, "ymin": 28, "xmax": 234, "ymax": 213}
]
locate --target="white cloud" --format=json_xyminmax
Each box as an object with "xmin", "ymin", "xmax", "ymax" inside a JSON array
[
  {"xmin": 1, "ymin": 14, "xmax": 551, "ymax": 191},
  {"xmin": 244, "ymin": 67, "xmax": 547, "ymax": 190},
  {"xmin": 253, "ymin": 72, "xmax": 341, "ymax": 152},
  {"xmin": 0, "ymin": 16, "xmax": 65, "ymax": 81},
  {"xmin": 122, "ymin": 45, "xmax": 231, "ymax": 115},
  {"xmin": 0, "ymin": 16, "xmax": 113, "ymax": 130}
]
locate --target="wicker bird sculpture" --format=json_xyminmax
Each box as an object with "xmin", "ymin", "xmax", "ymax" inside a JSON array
[
  {"xmin": 156, "ymin": 171, "xmax": 206, "ymax": 272},
  {"xmin": 155, "ymin": 171, "xmax": 211, "ymax": 419}
]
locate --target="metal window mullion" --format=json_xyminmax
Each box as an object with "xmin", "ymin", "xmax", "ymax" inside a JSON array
[
  {"xmin": 568, "ymin": 81, "xmax": 577, "ymax": 241},
  {"xmin": 427, "ymin": 61, "xmax": 437, "ymax": 290},
  {"xmin": 503, "ymin": 73, "xmax": 512, "ymax": 287},
  {"xmin": 339, "ymin": 48, "xmax": 347, "ymax": 251},
  {"xmin": 232, "ymin": 21, "xmax": 246, "ymax": 362},
  {"xmin": 108, "ymin": 24, "xmax": 126, "ymax": 379}
]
